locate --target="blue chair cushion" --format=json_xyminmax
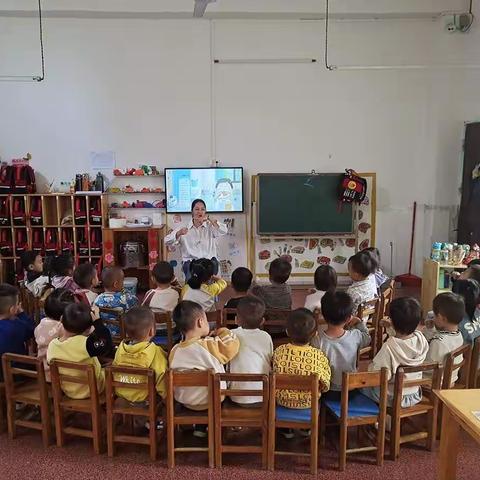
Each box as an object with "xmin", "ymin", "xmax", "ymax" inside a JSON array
[
  {"xmin": 151, "ymin": 333, "xmax": 182, "ymax": 346},
  {"xmin": 324, "ymin": 391, "xmax": 379, "ymax": 419},
  {"xmin": 276, "ymin": 405, "xmax": 312, "ymax": 422}
]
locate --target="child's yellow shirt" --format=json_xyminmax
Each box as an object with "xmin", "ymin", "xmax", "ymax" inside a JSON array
[{"xmin": 273, "ymin": 343, "xmax": 331, "ymax": 409}]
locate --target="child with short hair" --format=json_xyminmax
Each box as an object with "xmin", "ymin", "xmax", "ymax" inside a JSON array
[
  {"xmin": 304, "ymin": 265, "xmax": 337, "ymax": 313},
  {"xmin": 35, "ymin": 288, "xmax": 75, "ymax": 380},
  {"xmin": 50, "ymin": 254, "xmax": 79, "ymax": 292},
  {"xmin": 94, "ymin": 266, "xmax": 138, "ymax": 335},
  {"xmin": 73, "ymin": 263, "xmax": 99, "ymax": 305},
  {"xmin": 170, "ymin": 300, "xmax": 239, "ymax": 436},
  {"xmin": 311, "ymin": 291, "xmax": 371, "ymax": 394},
  {"xmin": 47, "ymin": 302, "xmax": 113, "ymax": 399},
  {"xmin": 142, "ymin": 261, "xmax": 179, "ymax": 311},
  {"xmin": 181, "ymin": 258, "xmax": 227, "ymax": 312},
  {"xmin": 113, "ymin": 306, "xmax": 168, "ymax": 401},
  {"xmin": 21, "ymin": 251, "xmax": 49, "ymax": 297},
  {"xmin": 225, "ymin": 267, "xmax": 253, "ymax": 309},
  {"xmin": 363, "ymin": 297, "xmax": 428, "ymax": 407},
  {"xmin": 452, "ymin": 279, "xmax": 480, "ymax": 345},
  {"xmin": 0, "ymin": 284, "xmax": 35, "ymax": 381},
  {"xmin": 363, "ymin": 247, "xmax": 389, "ymax": 289},
  {"xmin": 346, "ymin": 251, "xmax": 378, "ymax": 318},
  {"xmin": 423, "ymin": 292, "xmax": 465, "ymax": 385},
  {"xmin": 250, "ymin": 258, "xmax": 292, "ymax": 310},
  {"xmin": 229, "ymin": 296, "xmax": 273, "ymax": 406},
  {"xmin": 273, "ymin": 309, "xmax": 331, "ymax": 410}
]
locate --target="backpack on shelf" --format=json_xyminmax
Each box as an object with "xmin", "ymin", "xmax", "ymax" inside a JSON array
[
  {"xmin": 45, "ymin": 228, "xmax": 59, "ymax": 256},
  {"xmin": 61, "ymin": 229, "xmax": 74, "ymax": 254},
  {"xmin": 90, "ymin": 228, "xmax": 102, "ymax": 256},
  {"xmin": 78, "ymin": 227, "xmax": 89, "ymax": 256},
  {"xmin": 32, "ymin": 229, "xmax": 45, "ymax": 255},
  {"xmin": 0, "ymin": 165, "xmax": 13, "ymax": 193},
  {"xmin": 0, "ymin": 230, "xmax": 13, "ymax": 256},
  {"xmin": 30, "ymin": 197, "xmax": 43, "ymax": 225},
  {"xmin": 74, "ymin": 197, "xmax": 87, "ymax": 225},
  {"xmin": 12, "ymin": 197, "xmax": 26, "ymax": 225},
  {"xmin": 89, "ymin": 197, "xmax": 102, "ymax": 225},
  {"xmin": 13, "ymin": 164, "xmax": 36, "ymax": 194},
  {"xmin": 15, "ymin": 229, "xmax": 28, "ymax": 254},
  {"xmin": 339, "ymin": 169, "xmax": 367, "ymax": 204},
  {"xmin": 0, "ymin": 197, "xmax": 10, "ymax": 225}
]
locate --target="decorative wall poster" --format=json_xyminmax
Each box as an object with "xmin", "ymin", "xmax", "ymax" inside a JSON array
[
  {"xmin": 253, "ymin": 173, "xmax": 375, "ymax": 281},
  {"xmin": 165, "ymin": 213, "xmax": 248, "ymax": 281}
]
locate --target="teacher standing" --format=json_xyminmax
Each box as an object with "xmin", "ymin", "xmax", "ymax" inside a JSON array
[{"xmin": 164, "ymin": 198, "xmax": 228, "ymax": 281}]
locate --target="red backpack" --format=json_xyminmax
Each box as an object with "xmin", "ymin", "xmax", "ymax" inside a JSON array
[
  {"xmin": 339, "ymin": 169, "xmax": 367, "ymax": 204},
  {"xmin": 90, "ymin": 228, "xmax": 102, "ymax": 256},
  {"xmin": 45, "ymin": 228, "xmax": 59, "ymax": 256},
  {"xmin": 0, "ymin": 229, "xmax": 13, "ymax": 256},
  {"xmin": 0, "ymin": 197, "xmax": 10, "ymax": 225},
  {"xmin": 32, "ymin": 229, "xmax": 45, "ymax": 255},
  {"xmin": 15, "ymin": 229, "xmax": 28, "ymax": 254},
  {"xmin": 77, "ymin": 227, "xmax": 89, "ymax": 256},
  {"xmin": 13, "ymin": 164, "xmax": 36, "ymax": 194},
  {"xmin": 74, "ymin": 197, "xmax": 87, "ymax": 225},
  {"xmin": 89, "ymin": 197, "xmax": 102, "ymax": 225},
  {"xmin": 30, "ymin": 197, "xmax": 43, "ymax": 225},
  {"xmin": 12, "ymin": 197, "xmax": 26, "ymax": 225},
  {"xmin": 61, "ymin": 229, "xmax": 74, "ymax": 254},
  {"xmin": 0, "ymin": 165, "xmax": 13, "ymax": 193}
]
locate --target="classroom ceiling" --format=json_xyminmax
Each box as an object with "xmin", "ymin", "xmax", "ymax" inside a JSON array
[{"xmin": 0, "ymin": 0, "xmax": 470, "ymax": 19}]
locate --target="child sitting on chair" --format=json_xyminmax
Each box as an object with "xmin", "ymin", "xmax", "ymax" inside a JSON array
[
  {"xmin": 311, "ymin": 291, "xmax": 371, "ymax": 397},
  {"xmin": 47, "ymin": 303, "xmax": 113, "ymax": 399},
  {"xmin": 0, "ymin": 284, "xmax": 35, "ymax": 381},
  {"xmin": 169, "ymin": 300, "xmax": 239, "ymax": 437},
  {"xmin": 346, "ymin": 251, "xmax": 378, "ymax": 319},
  {"xmin": 73, "ymin": 263, "xmax": 99, "ymax": 306},
  {"xmin": 49, "ymin": 254, "xmax": 79, "ymax": 293},
  {"xmin": 304, "ymin": 265, "xmax": 337, "ymax": 314},
  {"xmin": 229, "ymin": 296, "xmax": 273, "ymax": 406},
  {"xmin": 362, "ymin": 247, "xmax": 389, "ymax": 290},
  {"xmin": 362, "ymin": 297, "xmax": 428, "ymax": 407},
  {"xmin": 113, "ymin": 306, "xmax": 168, "ymax": 402},
  {"xmin": 224, "ymin": 267, "xmax": 253, "ymax": 309},
  {"xmin": 94, "ymin": 266, "xmax": 138, "ymax": 336},
  {"xmin": 35, "ymin": 288, "xmax": 75, "ymax": 380},
  {"xmin": 181, "ymin": 258, "xmax": 227, "ymax": 312},
  {"xmin": 142, "ymin": 261, "xmax": 179, "ymax": 311},
  {"xmin": 250, "ymin": 258, "xmax": 292, "ymax": 310},
  {"xmin": 21, "ymin": 251, "xmax": 49, "ymax": 297}
]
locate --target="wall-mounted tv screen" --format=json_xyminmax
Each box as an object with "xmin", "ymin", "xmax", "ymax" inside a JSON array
[{"xmin": 165, "ymin": 167, "xmax": 244, "ymax": 213}]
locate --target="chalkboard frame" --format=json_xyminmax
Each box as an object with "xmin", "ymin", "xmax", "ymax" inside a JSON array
[{"xmin": 256, "ymin": 173, "xmax": 355, "ymax": 236}]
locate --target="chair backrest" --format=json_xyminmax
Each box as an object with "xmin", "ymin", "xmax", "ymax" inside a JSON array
[
  {"xmin": 391, "ymin": 362, "xmax": 441, "ymax": 415},
  {"xmin": 105, "ymin": 365, "xmax": 156, "ymax": 408},
  {"xmin": 50, "ymin": 360, "xmax": 100, "ymax": 404},
  {"xmin": 19, "ymin": 285, "xmax": 41, "ymax": 325},
  {"xmin": 380, "ymin": 282, "xmax": 394, "ymax": 319},
  {"xmin": 469, "ymin": 337, "xmax": 480, "ymax": 388},
  {"xmin": 340, "ymin": 368, "xmax": 388, "ymax": 418},
  {"xmin": 263, "ymin": 309, "xmax": 291, "ymax": 332},
  {"xmin": 214, "ymin": 372, "xmax": 269, "ymax": 404},
  {"xmin": 442, "ymin": 343, "xmax": 472, "ymax": 390},
  {"xmin": 206, "ymin": 310, "xmax": 222, "ymax": 329},
  {"xmin": 2, "ymin": 353, "xmax": 48, "ymax": 399},
  {"xmin": 221, "ymin": 308, "xmax": 237, "ymax": 328},
  {"xmin": 152, "ymin": 309, "xmax": 175, "ymax": 352},
  {"xmin": 357, "ymin": 298, "xmax": 380, "ymax": 322},
  {"xmin": 98, "ymin": 306, "xmax": 125, "ymax": 343}
]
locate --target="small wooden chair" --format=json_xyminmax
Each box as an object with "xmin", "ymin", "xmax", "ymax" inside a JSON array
[
  {"xmin": 213, "ymin": 373, "xmax": 269, "ymax": 468},
  {"xmin": 442, "ymin": 343, "xmax": 472, "ymax": 390},
  {"xmin": 263, "ymin": 309, "xmax": 291, "ymax": 347},
  {"xmin": 152, "ymin": 309, "xmax": 177, "ymax": 353},
  {"xmin": 376, "ymin": 281, "xmax": 395, "ymax": 352},
  {"xmin": 50, "ymin": 360, "xmax": 105, "ymax": 454},
  {"xmin": 0, "ymin": 382, "xmax": 5, "ymax": 432},
  {"xmin": 19, "ymin": 285, "xmax": 42, "ymax": 325},
  {"xmin": 357, "ymin": 298, "xmax": 380, "ymax": 359},
  {"xmin": 166, "ymin": 369, "xmax": 215, "ymax": 468},
  {"xmin": 106, "ymin": 365, "xmax": 163, "ymax": 460},
  {"xmin": 388, "ymin": 362, "xmax": 441, "ymax": 460},
  {"xmin": 98, "ymin": 307, "xmax": 125, "ymax": 346},
  {"xmin": 2, "ymin": 353, "xmax": 52, "ymax": 446},
  {"xmin": 221, "ymin": 308, "xmax": 238, "ymax": 328},
  {"xmin": 469, "ymin": 337, "xmax": 480, "ymax": 388},
  {"xmin": 268, "ymin": 373, "xmax": 319, "ymax": 474},
  {"xmin": 321, "ymin": 369, "xmax": 388, "ymax": 471},
  {"xmin": 206, "ymin": 310, "xmax": 222, "ymax": 329}
]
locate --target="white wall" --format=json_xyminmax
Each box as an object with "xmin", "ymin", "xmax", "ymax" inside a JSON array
[{"xmin": 1, "ymin": 2, "xmax": 480, "ymax": 276}]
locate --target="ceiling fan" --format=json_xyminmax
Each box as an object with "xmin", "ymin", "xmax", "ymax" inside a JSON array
[{"xmin": 193, "ymin": 0, "xmax": 216, "ymax": 18}]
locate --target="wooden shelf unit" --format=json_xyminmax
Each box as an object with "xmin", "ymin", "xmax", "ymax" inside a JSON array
[
  {"xmin": 421, "ymin": 258, "xmax": 468, "ymax": 313},
  {"xmin": 0, "ymin": 193, "xmax": 107, "ymax": 284}
]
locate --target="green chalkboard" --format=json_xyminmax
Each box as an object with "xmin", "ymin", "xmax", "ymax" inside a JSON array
[{"xmin": 257, "ymin": 174, "xmax": 354, "ymax": 235}]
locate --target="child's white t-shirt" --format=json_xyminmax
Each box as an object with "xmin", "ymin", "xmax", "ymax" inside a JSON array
[
  {"xmin": 229, "ymin": 327, "xmax": 273, "ymax": 404},
  {"xmin": 304, "ymin": 290, "xmax": 326, "ymax": 312},
  {"xmin": 143, "ymin": 287, "xmax": 179, "ymax": 311}
]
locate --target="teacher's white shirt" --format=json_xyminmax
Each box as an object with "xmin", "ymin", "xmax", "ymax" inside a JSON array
[{"xmin": 164, "ymin": 219, "xmax": 228, "ymax": 262}]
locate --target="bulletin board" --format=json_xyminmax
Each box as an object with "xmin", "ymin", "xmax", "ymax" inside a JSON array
[
  {"xmin": 250, "ymin": 172, "xmax": 376, "ymax": 281},
  {"xmin": 165, "ymin": 213, "xmax": 249, "ymax": 281}
]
